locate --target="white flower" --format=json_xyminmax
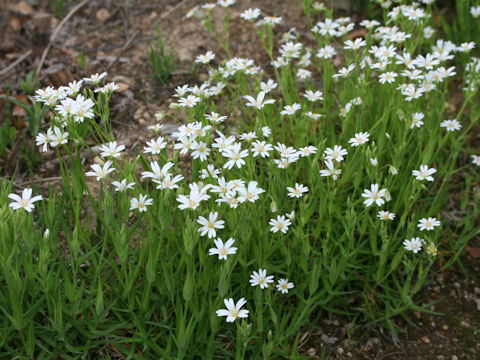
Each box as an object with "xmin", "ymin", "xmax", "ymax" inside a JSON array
[
  {"xmin": 144, "ymin": 137, "xmax": 167, "ymax": 154},
  {"xmin": 457, "ymin": 42, "xmax": 475, "ymax": 52},
  {"xmin": 280, "ymin": 103, "xmax": 301, "ymax": 116},
  {"xmin": 197, "ymin": 212, "xmax": 225, "ymax": 238},
  {"xmin": 287, "ymin": 183, "xmax": 308, "ymax": 198},
  {"xmin": 178, "ymin": 95, "xmax": 201, "ymax": 108},
  {"xmin": 8, "ymin": 188, "xmax": 43, "ymax": 212},
  {"xmin": 418, "ymin": 217, "xmax": 441, "ymax": 231},
  {"xmin": 440, "ymin": 119, "xmax": 462, "ymax": 132},
  {"xmin": 243, "ymin": 91, "xmax": 275, "ymax": 109},
  {"xmin": 332, "ymin": 64, "xmax": 355, "ymax": 78},
  {"xmin": 237, "ymin": 181, "xmax": 265, "ymax": 203},
  {"xmin": 276, "ymin": 278, "xmax": 294, "ymax": 294},
  {"xmin": 304, "ymin": 90, "xmax": 323, "ymax": 102},
  {"xmin": 205, "ymin": 112, "xmax": 227, "ymax": 123},
  {"xmin": 251, "ymin": 140, "xmax": 273, "ymax": 158},
  {"xmin": 403, "ymin": 237, "xmax": 423, "ymax": 253},
  {"xmin": 379, "ymin": 72, "xmax": 397, "ymax": 84},
  {"xmin": 148, "ymin": 123, "xmax": 163, "ymax": 132},
  {"xmin": 216, "ymin": 298, "xmax": 249, "ymax": 323},
  {"xmin": 50, "ymin": 126, "xmax": 69, "ymax": 147},
  {"xmin": 156, "ymin": 174, "xmax": 184, "ymax": 190},
  {"xmin": 324, "ymin": 145, "xmax": 348, "ymax": 162},
  {"xmin": 200, "ymin": 164, "xmax": 220, "ymax": 179},
  {"xmin": 223, "ymin": 143, "xmax": 249, "ymax": 169},
  {"xmin": 319, "ymin": 160, "xmax": 341, "ymax": 181},
  {"xmin": 195, "ymin": 51, "xmax": 215, "ymax": 64},
  {"xmin": 83, "ymin": 72, "xmax": 107, "ymax": 85},
  {"xmin": 344, "ymin": 38, "xmax": 366, "ymax": 50},
  {"xmin": 111, "ymin": 179, "xmax": 135, "ymax": 192},
  {"xmin": 260, "ymin": 79, "xmax": 278, "ymax": 93},
  {"xmin": 99, "ymin": 141, "xmax": 125, "ymax": 158},
  {"xmin": 209, "ymin": 238, "xmax": 237, "ymax": 260},
  {"xmin": 377, "ymin": 211, "xmax": 395, "ymax": 220},
  {"xmin": 269, "ymin": 215, "xmax": 292, "ymax": 234},
  {"xmin": 36, "ymin": 128, "xmax": 53, "ymax": 152},
  {"xmin": 410, "ymin": 112, "xmax": 424, "ymax": 129},
  {"xmin": 130, "ymin": 194, "xmax": 153, "ymax": 212},
  {"xmin": 316, "ymin": 45, "xmax": 336, "ymax": 59},
  {"xmin": 472, "ymin": 6, "xmax": 480, "ymax": 18},
  {"xmin": 94, "ymin": 82, "xmax": 120, "ymax": 94},
  {"xmin": 85, "ymin": 160, "xmax": 115, "ymax": 181},
  {"xmin": 249, "ymin": 269, "xmax": 274, "ymax": 289},
  {"xmin": 191, "ymin": 141, "xmax": 210, "ymax": 162},
  {"xmin": 472, "ymin": 155, "xmax": 480, "ymax": 166},
  {"xmin": 176, "ymin": 183, "xmax": 210, "ymax": 211},
  {"xmin": 412, "ymin": 165, "xmax": 436, "ymax": 181},
  {"xmin": 298, "ymin": 146, "xmax": 317, "ymax": 157},
  {"xmin": 361, "ymin": 184, "xmax": 387, "ymax": 207},
  {"xmin": 142, "ymin": 161, "xmax": 174, "ymax": 181},
  {"xmin": 348, "ymin": 132, "xmax": 370, "ymax": 147},
  {"xmin": 241, "ymin": 8, "xmax": 261, "ymax": 21}
]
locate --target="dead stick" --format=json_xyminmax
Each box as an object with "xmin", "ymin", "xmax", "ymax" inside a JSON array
[
  {"xmin": 14, "ymin": 177, "xmax": 64, "ymax": 189},
  {"xmin": 36, "ymin": 0, "xmax": 89, "ymax": 77},
  {"xmin": 0, "ymin": 50, "xmax": 33, "ymax": 78}
]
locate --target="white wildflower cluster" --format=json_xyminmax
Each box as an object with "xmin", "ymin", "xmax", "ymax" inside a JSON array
[{"xmin": 21, "ymin": 0, "xmax": 478, "ymax": 335}]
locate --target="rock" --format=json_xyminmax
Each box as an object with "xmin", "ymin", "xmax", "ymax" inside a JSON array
[{"xmin": 96, "ymin": 8, "xmax": 110, "ymax": 22}]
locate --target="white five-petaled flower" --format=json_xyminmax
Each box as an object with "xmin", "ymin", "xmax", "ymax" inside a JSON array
[
  {"xmin": 176, "ymin": 183, "xmax": 211, "ymax": 211},
  {"xmin": 324, "ymin": 145, "xmax": 348, "ymax": 162},
  {"xmin": 99, "ymin": 141, "xmax": 125, "ymax": 158},
  {"xmin": 143, "ymin": 137, "xmax": 167, "ymax": 154},
  {"xmin": 237, "ymin": 181, "xmax": 265, "ymax": 203},
  {"xmin": 216, "ymin": 298, "xmax": 249, "ymax": 323},
  {"xmin": 377, "ymin": 210, "xmax": 395, "ymax": 220},
  {"xmin": 440, "ymin": 119, "xmax": 462, "ymax": 132},
  {"xmin": 418, "ymin": 217, "xmax": 441, "ymax": 231},
  {"xmin": 83, "ymin": 72, "xmax": 107, "ymax": 85},
  {"xmin": 178, "ymin": 95, "xmax": 201, "ymax": 108},
  {"xmin": 403, "ymin": 237, "xmax": 423, "ymax": 253},
  {"xmin": 411, "ymin": 112, "xmax": 424, "ymax": 129},
  {"xmin": 287, "ymin": 183, "xmax": 308, "ymax": 198},
  {"xmin": 208, "ymin": 238, "xmax": 237, "ymax": 260},
  {"xmin": 280, "ymin": 103, "xmax": 301, "ymax": 116},
  {"xmin": 251, "ymin": 140, "xmax": 273, "ymax": 158},
  {"xmin": 130, "ymin": 194, "xmax": 153, "ymax": 212},
  {"xmin": 197, "ymin": 212, "xmax": 225, "ymax": 238},
  {"xmin": 269, "ymin": 215, "xmax": 292, "ymax": 234},
  {"xmin": 349, "ymin": 132, "xmax": 370, "ymax": 147},
  {"xmin": 195, "ymin": 50, "xmax": 216, "ymax": 64},
  {"xmin": 249, "ymin": 269, "xmax": 274, "ymax": 289},
  {"xmin": 111, "ymin": 179, "xmax": 135, "ymax": 192},
  {"xmin": 243, "ymin": 91, "xmax": 275, "ymax": 109},
  {"xmin": 240, "ymin": 8, "xmax": 261, "ymax": 21},
  {"xmin": 332, "ymin": 63, "xmax": 355, "ymax": 78},
  {"xmin": 379, "ymin": 71, "xmax": 397, "ymax": 84},
  {"xmin": 276, "ymin": 278, "xmax": 295, "ymax": 294},
  {"xmin": 412, "ymin": 165, "xmax": 436, "ymax": 182},
  {"xmin": 8, "ymin": 188, "xmax": 43, "ymax": 212},
  {"xmin": 361, "ymin": 184, "xmax": 387, "ymax": 207},
  {"xmin": 85, "ymin": 160, "xmax": 115, "ymax": 181},
  {"xmin": 319, "ymin": 160, "xmax": 341, "ymax": 181},
  {"xmin": 223, "ymin": 143, "xmax": 249, "ymax": 169}
]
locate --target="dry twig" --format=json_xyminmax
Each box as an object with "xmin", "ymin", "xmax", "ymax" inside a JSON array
[
  {"xmin": 35, "ymin": 0, "xmax": 89, "ymax": 77},
  {"xmin": 0, "ymin": 50, "xmax": 33, "ymax": 79}
]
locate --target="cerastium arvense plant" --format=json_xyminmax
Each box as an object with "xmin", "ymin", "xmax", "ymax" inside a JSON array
[{"xmin": 2, "ymin": 0, "xmax": 480, "ymax": 358}]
